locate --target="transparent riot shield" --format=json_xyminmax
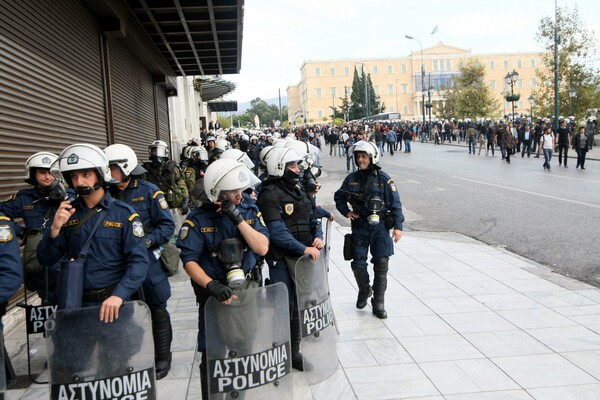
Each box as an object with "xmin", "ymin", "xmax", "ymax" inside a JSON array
[
  {"xmin": 205, "ymin": 282, "xmax": 292, "ymax": 399},
  {"xmin": 294, "ymin": 251, "xmax": 339, "ymax": 384},
  {"xmin": 322, "ymin": 217, "xmax": 332, "ymax": 269},
  {"xmin": 45, "ymin": 301, "xmax": 156, "ymax": 400},
  {"xmin": 1, "ymin": 330, "xmax": 5, "ymax": 400}
]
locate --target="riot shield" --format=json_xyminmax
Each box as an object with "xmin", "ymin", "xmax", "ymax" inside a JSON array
[
  {"xmin": 294, "ymin": 252, "xmax": 339, "ymax": 384},
  {"xmin": 322, "ymin": 217, "xmax": 332, "ymax": 269},
  {"xmin": 1, "ymin": 330, "xmax": 5, "ymax": 400},
  {"xmin": 46, "ymin": 301, "xmax": 156, "ymax": 400},
  {"xmin": 205, "ymin": 282, "xmax": 292, "ymax": 399}
]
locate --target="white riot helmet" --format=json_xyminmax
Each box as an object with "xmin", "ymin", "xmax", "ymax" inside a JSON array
[
  {"xmin": 104, "ymin": 143, "xmax": 147, "ymax": 178},
  {"xmin": 221, "ymin": 149, "xmax": 255, "ymax": 170},
  {"xmin": 191, "ymin": 146, "xmax": 209, "ymax": 162},
  {"xmin": 57, "ymin": 143, "xmax": 117, "ymax": 192},
  {"xmin": 25, "ymin": 152, "xmax": 58, "ymax": 184},
  {"xmin": 259, "ymin": 145, "xmax": 275, "ymax": 167},
  {"xmin": 349, "ymin": 140, "xmax": 380, "ymax": 165},
  {"xmin": 203, "ymin": 159, "xmax": 260, "ymax": 202},
  {"xmin": 284, "ymin": 140, "xmax": 313, "ymax": 167},
  {"xmin": 215, "ymin": 139, "xmax": 230, "ymax": 151},
  {"xmin": 148, "ymin": 140, "xmax": 169, "ymax": 161},
  {"xmin": 266, "ymin": 148, "xmax": 304, "ymax": 177}
]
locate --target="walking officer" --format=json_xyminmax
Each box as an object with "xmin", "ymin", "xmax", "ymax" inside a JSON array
[
  {"xmin": 256, "ymin": 147, "xmax": 324, "ymax": 370},
  {"xmin": 105, "ymin": 144, "xmax": 175, "ymax": 379},
  {"xmin": 37, "ymin": 143, "xmax": 149, "ymax": 321},
  {"xmin": 176, "ymin": 158, "xmax": 268, "ymax": 400},
  {"xmin": 334, "ymin": 140, "xmax": 404, "ymax": 319}
]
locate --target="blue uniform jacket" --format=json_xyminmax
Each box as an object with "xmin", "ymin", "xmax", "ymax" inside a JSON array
[
  {"xmin": 110, "ymin": 178, "xmax": 175, "ymax": 285},
  {"xmin": 334, "ymin": 166, "xmax": 405, "ymax": 230},
  {"xmin": 37, "ymin": 192, "xmax": 149, "ymax": 301},
  {"xmin": 0, "ymin": 213, "xmax": 23, "ymax": 306},
  {"xmin": 0, "ymin": 187, "xmax": 75, "ymax": 237},
  {"xmin": 177, "ymin": 198, "xmax": 269, "ymax": 282}
]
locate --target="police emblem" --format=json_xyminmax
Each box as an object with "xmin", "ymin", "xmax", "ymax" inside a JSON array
[
  {"xmin": 179, "ymin": 225, "xmax": 189, "ymax": 240},
  {"xmin": 66, "ymin": 153, "xmax": 79, "ymax": 165},
  {"xmin": 0, "ymin": 224, "xmax": 14, "ymax": 242},
  {"xmin": 132, "ymin": 221, "xmax": 145, "ymax": 237},
  {"xmin": 42, "ymin": 156, "xmax": 51, "ymax": 164},
  {"xmin": 390, "ymin": 182, "xmax": 397, "ymax": 192},
  {"xmin": 284, "ymin": 203, "xmax": 294, "ymax": 215},
  {"xmin": 159, "ymin": 196, "xmax": 169, "ymax": 210}
]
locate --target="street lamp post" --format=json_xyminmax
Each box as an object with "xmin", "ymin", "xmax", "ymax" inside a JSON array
[
  {"xmin": 569, "ymin": 87, "xmax": 577, "ymax": 117},
  {"xmin": 426, "ymin": 73, "xmax": 433, "ymax": 141},
  {"xmin": 528, "ymin": 95, "xmax": 535, "ymax": 120},
  {"xmin": 405, "ymin": 34, "xmax": 426, "ymax": 133},
  {"xmin": 504, "ymin": 69, "xmax": 519, "ymax": 125}
]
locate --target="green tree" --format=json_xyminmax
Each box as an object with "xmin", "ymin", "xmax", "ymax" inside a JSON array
[
  {"xmin": 349, "ymin": 67, "xmax": 364, "ymax": 120},
  {"xmin": 441, "ymin": 59, "xmax": 499, "ymax": 120},
  {"xmin": 533, "ymin": 5, "xmax": 600, "ymax": 121}
]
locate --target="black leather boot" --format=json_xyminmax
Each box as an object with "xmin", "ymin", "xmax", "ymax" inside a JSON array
[
  {"xmin": 151, "ymin": 307, "xmax": 173, "ymax": 380},
  {"xmin": 351, "ymin": 265, "xmax": 372, "ymax": 309},
  {"xmin": 371, "ymin": 258, "xmax": 389, "ymax": 319},
  {"xmin": 290, "ymin": 308, "xmax": 312, "ymax": 371},
  {"xmin": 200, "ymin": 353, "xmax": 209, "ymax": 400}
]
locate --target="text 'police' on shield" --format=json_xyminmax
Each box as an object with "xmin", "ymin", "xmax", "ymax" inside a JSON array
[{"xmin": 209, "ymin": 342, "xmax": 291, "ymax": 393}]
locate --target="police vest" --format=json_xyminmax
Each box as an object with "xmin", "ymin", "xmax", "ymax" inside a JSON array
[{"xmin": 266, "ymin": 181, "xmax": 314, "ymax": 246}]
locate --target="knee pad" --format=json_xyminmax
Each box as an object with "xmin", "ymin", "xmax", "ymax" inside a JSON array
[{"xmin": 372, "ymin": 257, "xmax": 389, "ymax": 273}]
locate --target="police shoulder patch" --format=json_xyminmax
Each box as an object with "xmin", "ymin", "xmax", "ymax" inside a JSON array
[
  {"xmin": 0, "ymin": 224, "xmax": 14, "ymax": 242},
  {"xmin": 257, "ymin": 212, "xmax": 266, "ymax": 227},
  {"xmin": 179, "ymin": 225, "xmax": 189, "ymax": 240},
  {"xmin": 132, "ymin": 220, "xmax": 145, "ymax": 237},
  {"xmin": 158, "ymin": 196, "xmax": 169, "ymax": 210},
  {"xmin": 284, "ymin": 203, "xmax": 294, "ymax": 216}
]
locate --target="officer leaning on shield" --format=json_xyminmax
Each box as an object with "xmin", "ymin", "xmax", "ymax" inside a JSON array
[{"xmin": 176, "ymin": 158, "xmax": 269, "ymax": 400}]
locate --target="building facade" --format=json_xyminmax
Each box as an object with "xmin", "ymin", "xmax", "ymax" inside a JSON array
[{"xmin": 287, "ymin": 43, "xmax": 545, "ymax": 124}]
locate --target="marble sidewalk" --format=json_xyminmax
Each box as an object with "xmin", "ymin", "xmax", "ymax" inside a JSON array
[{"xmin": 4, "ymin": 222, "xmax": 600, "ymax": 399}]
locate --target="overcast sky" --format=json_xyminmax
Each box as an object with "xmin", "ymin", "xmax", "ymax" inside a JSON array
[{"xmin": 224, "ymin": 0, "xmax": 600, "ymax": 103}]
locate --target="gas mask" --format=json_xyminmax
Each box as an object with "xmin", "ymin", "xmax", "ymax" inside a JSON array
[
  {"xmin": 217, "ymin": 238, "xmax": 246, "ymax": 288},
  {"xmin": 367, "ymin": 196, "xmax": 383, "ymax": 225},
  {"xmin": 48, "ymin": 179, "xmax": 70, "ymax": 201}
]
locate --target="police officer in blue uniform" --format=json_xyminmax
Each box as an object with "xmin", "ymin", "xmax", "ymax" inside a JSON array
[
  {"xmin": 1, "ymin": 212, "xmax": 23, "ymax": 330},
  {"xmin": 105, "ymin": 144, "xmax": 175, "ymax": 379},
  {"xmin": 334, "ymin": 140, "xmax": 404, "ymax": 319},
  {"xmin": 1, "ymin": 212, "xmax": 23, "ymax": 389},
  {"xmin": 176, "ymin": 158, "xmax": 268, "ymax": 400},
  {"xmin": 37, "ymin": 143, "xmax": 148, "ymax": 321},
  {"xmin": 256, "ymin": 147, "xmax": 324, "ymax": 370},
  {"xmin": 0, "ymin": 152, "xmax": 70, "ymax": 304}
]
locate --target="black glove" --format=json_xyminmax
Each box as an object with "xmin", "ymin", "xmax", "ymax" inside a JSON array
[
  {"xmin": 220, "ymin": 200, "xmax": 244, "ymax": 225},
  {"xmin": 206, "ymin": 280, "xmax": 233, "ymax": 302},
  {"xmin": 180, "ymin": 197, "xmax": 190, "ymax": 215}
]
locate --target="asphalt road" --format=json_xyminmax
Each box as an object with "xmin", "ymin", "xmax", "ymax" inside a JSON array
[{"xmin": 316, "ymin": 141, "xmax": 600, "ymax": 288}]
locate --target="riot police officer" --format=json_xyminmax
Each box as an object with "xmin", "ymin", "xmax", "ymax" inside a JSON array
[
  {"xmin": 37, "ymin": 143, "xmax": 149, "ymax": 320},
  {"xmin": 176, "ymin": 158, "xmax": 268, "ymax": 400},
  {"xmin": 1, "ymin": 212, "xmax": 23, "ymax": 330},
  {"xmin": 143, "ymin": 140, "xmax": 190, "ymax": 216},
  {"xmin": 0, "ymin": 152, "xmax": 69, "ymax": 304},
  {"xmin": 334, "ymin": 140, "xmax": 404, "ymax": 319},
  {"xmin": 256, "ymin": 147, "xmax": 324, "ymax": 370},
  {"xmin": 105, "ymin": 144, "xmax": 175, "ymax": 379}
]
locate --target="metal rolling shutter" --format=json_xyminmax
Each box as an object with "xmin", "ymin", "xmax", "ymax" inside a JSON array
[
  {"xmin": 0, "ymin": 0, "xmax": 106, "ymax": 198},
  {"xmin": 108, "ymin": 39, "xmax": 156, "ymax": 162},
  {"xmin": 156, "ymin": 85, "xmax": 171, "ymax": 146}
]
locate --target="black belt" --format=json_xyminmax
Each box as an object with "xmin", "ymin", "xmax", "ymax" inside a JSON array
[{"xmin": 82, "ymin": 286, "xmax": 116, "ymax": 303}]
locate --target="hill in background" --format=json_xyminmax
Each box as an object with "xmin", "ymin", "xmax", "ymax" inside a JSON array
[{"xmin": 235, "ymin": 96, "xmax": 287, "ymax": 114}]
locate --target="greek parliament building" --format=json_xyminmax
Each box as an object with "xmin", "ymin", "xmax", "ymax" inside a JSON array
[{"xmin": 286, "ymin": 43, "xmax": 544, "ymax": 123}]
